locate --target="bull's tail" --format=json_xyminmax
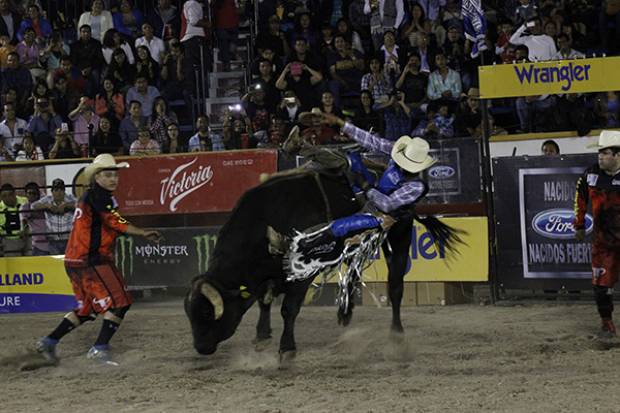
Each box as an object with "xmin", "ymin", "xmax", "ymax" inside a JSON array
[{"xmin": 413, "ymin": 214, "xmax": 467, "ymax": 258}]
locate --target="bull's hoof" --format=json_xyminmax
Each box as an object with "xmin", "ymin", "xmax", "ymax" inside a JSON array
[
  {"xmin": 252, "ymin": 337, "xmax": 272, "ymax": 352},
  {"xmin": 337, "ymin": 308, "xmax": 353, "ymax": 326},
  {"xmin": 278, "ymin": 350, "xmax": 296, "ymax": 368},
  {"xmin": 391, "ymin": 323, "xmax": 404, "ymax": 334}
]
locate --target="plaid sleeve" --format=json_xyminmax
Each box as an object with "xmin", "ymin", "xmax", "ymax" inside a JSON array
[
  {"xmin": 366, "ymin": 181, "xmax": 426, "ymax": 213},
  {"xmin": 342, "ymin": 122, "xmax": 393, "ymax": 155}
]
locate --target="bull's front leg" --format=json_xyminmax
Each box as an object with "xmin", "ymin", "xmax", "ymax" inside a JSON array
[
  {"xmin": 279, "ymin": 278, "xmax": 313, "ymax": 363},
  {"xmin": 384, "ymin": 218, "xmax": 413, "ymax": 334},
  {"xmin": 253, "ymin": 299, "xmax": 272, "ymax": 351}
]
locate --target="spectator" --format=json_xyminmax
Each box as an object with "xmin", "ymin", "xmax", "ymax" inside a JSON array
[
  {"xmin": 213, "ymin": 0, "xmax": 239, "ymax": 71},
  {"xmin": 15, "ymin": 27, "xmax": 43, "ymax": 78},
  {"xmin": 112, "ymin": 0, "xmax": 144, "ymax": 39},
  {"xmin": 15, "ymin": 133, "xmax": 44, "ymax": 160},
  {"xmin": 250, "ymin": 46, "xmax": 284, "ymax": 80},
  {"xmin": 516, "ymin": 0, "xmax": 538, "ymax": 24},
  {"xmin": 553, "ymin": 93, "xmax": 593, "ymax": 136},
  {"xmin": 336, "ymin": 18, "xmax": 364, "ymax": 55},
  {"xmin": 426, "ymin": 52, "xmax": 462, "ymax": 104},
  {"xmin": 544, "ymin": 20, "xmax": 558, "ymax": 41},
  {"xmin": 275, "ymin": 61, "xmax": 323, "ymax": 111},
  {"xmin": 180, "ymin": 0, "xmax": 209, "ymax": 83},
  {"xmin": 378, "ymin": 30, "xmax": 403, "ymax": 82},
  {"xmin": 129, "ymin": 127, "xmax": 161, "ymax": 156},
  {"xmin": 354, "ymin": 89, "xmax": 383, "ymax": 133},
  {"xmin": 0, "ymin": 183, "xmax": 28, "ymax": 256},
  {"xmin": 275, "ymin": 90, "xmax": 302, "ymax": 127},
  {"xmin": 53, "ymin": 56, "xmax": 89, "ymax": 100},
  {"xmin": 456, "ymin": 87, "xmax": 482, "ymax": 138},
  {"xmin": 364, "ymin": 0, "xmax": 405, "ymax": 49},
  {"xmin": 541, "ymin": 139, "xmax": 560, "ymax": 156},
  {"xmin": 553, "ymin": 32, "xmax": 585, "ymax": 60},
  {"xmin": 400, "ymin": 3, "xmax": 427, "ymax": 48},
  {"xmin": 101, "ymin": 28, "xmax": 135, "ymax": 65},
  {"xmin": 49, "ymin": 74, "xmax": 73, "ymax": 122},
  {"xmin": 95, "ymin": 78, "xmax": 125, "ymax": 124},
  {"xmin": 410, "ymin": 32, "xmax": 437, "ymax": 74},
  {"xmin": 104, "ymin": 48, "xmax": 135, "ymax": 91},
  {"xmin": 119, "ymin": 100, "xmax": 149, "ymax": 153},
  {"xmin": 126, "ymin": 76, "xmax": 161, "ymax": 117},
  {"xmin": 360, "ymin": 56, "xmax": 392, "ymax": 105},
  {"xmin": 77, "ymin": 0, "xmax": 114, "ymax": 42},
  {"xmin": 1, "ymin": 52, "xmax": 32, "ymax": 110},
  {"xmin": 267, "ymin": 116, "xmax": 287, "ymax": 148},
  {"xmin": 135, "ymin": 45, "xmax": 160, "ymax": 85},
  {"xmin": 443, "ymin": 24, "xmax": 466, "ymax": 72},
  {"xmin": 509, "ymin": 18, "xmax": 557, "ymax": 62},
  {"xmin": 48, "ymin": 127, "xmax": 80, "ymax": 159},
  {"xmin": 20, "ymin": 182, "xmax": 48, "ymax": 256},
  {"xmin": 163, "ymin": 122, "xmax": 179, "ymax": 153},
  {"xmin": 516, "ymin": 93, "xmax": 557, "ymax": 133},
  {"xmin": 160, "ymin": 38, "xmax": 189, "ymax": 101},
  {"xmin": 135, "ymin": 22, "xmax": 165, "ymax": 64},
  {"xmin": 27, "ymin": 96, "xmax": 63, "ymax": 152},
  {"xmin": 254, "ymin": 15, "xmax": 289, "ymax": 58},
  {"xmin": 395, "ymin": 52, "xmax": 428, "ymax": 117},
  {"xmin": 382, "ymin": 91, "xmax": 412, "ymax": 141},
  {"xmin": 16, "ymin": 4, "xmax": 51, "ymax": 42},
  {"xmin": 68, "ymin": 96, "xmax": 99, "ymax": 151},
  {"xmin": 70, "ymin": 25, "xmax": 105, "ymax": 89},
  {"xmin": 32, "ymin": 178, "xmax": 76, "ymax": 254},
  {"xmin": 289, "ymin": 12, "xmax": 318, "ymax": 50},
  {"xmin": 495, "ymin": 18, "xmax": 516, "ymax": 64},
  {"xmin": 598, "ymin": 3, "xmax": 620, "ymax": 54},
  {"xmin": 223, "ymin": 112, "xmax": 252, "ymax": 149},
  {"xmin": 254, "ymin": 58, "xmax": 280, "ymax": 111},
  {"xmin": 348, "ymin": 0, "xmax": 372, "ymax": 41},
  {"xmin": 188, "ymin": 115, "xmax": 225, "ymax": 152},
  {"xmin": 243, "ymin": 83, "xmax": 270, "ymax": 134},
  {"xmin": 430, "ymin": 102, "xmax": 455, "ymax": 138},
  {"xmin": 594, "ymin": 91, "xmax": 620, "ymax": 128},
  {"xmin": 92, "ymin": 116, "xmax": 123, "ymax": 155},
  {"xmin": 149, "ymin": 96, "xmax": 178, "ymax": 151},
  {"xmin": 0, "ymin": 102, "xmax": 27, "ymax": 154},
  {"xmin": 147, "ymin": 0, "xmax": 181, "ymax": 40},
  {"xmin": 0, "ymin": 0, "xmax": 21, "ymax": 44},
  {"xmin": 319, "ymin": 91, "xmax": 343, "ymax": 138},
  {"xmin": 298, "ymin": 107, "xmax": 342, "ymax": 145},
  {"xmin": 38, "ymin": 32, "xmax": 70, "ymax": 73},
  {"xmin": 0, "ymin": 34, "xmax": 15, "ymax": 68},
  {"xmin": 0, "ymin": 136, "xmax": 14, "ymax": 160},
  {"xmin": 328, "ymin": 34, "xmax": 365, "ymax": 104},
  {"xmin": 317, "ymin": 23, "xmax": 336, "ymax": 57},
  {"xmin": 26, "ymin": 80, "xmax": 50, "ymax": 116},
  {"xmin": 287, "ymin": 36, "xmax": 323, "ymax": 75}
]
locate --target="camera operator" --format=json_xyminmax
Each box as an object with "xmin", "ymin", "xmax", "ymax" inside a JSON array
[
  {"xmin": 223, "ymin": 105, "xmax": 253, "ymax": 149},
  {"xmin": 48, "ymin": 125, "xmax": 80, "ymax": 159}
]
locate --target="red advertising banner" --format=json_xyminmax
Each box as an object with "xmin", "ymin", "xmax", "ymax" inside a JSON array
[{"xmin": 116, "ymin": 150, "xmax": 277, "ymax": 215}]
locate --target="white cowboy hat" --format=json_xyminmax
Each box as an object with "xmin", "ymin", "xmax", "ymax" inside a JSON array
[
  {"xmin": 587, "ymin": 130, "xmax": 620, "ymax": 150},
  {"xmin": 391, "ymin": 135, "xmax": 436, "ymax": 174},
  {"xmin": 84, "ymin": 153, "xmax": 129, "ymax": 182},
  {"xmin": 298, "ymin": 107, "xmax": 324, "ymax": 126}
]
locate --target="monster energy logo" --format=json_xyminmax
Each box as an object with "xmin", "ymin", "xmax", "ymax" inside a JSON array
[
  {"xmin": 193, "ymin": 234, "xmax": 218, "ymax": 273},
  {"xmin": 116, "ymin": 236, "xmax": 134, "ymax": 279}
]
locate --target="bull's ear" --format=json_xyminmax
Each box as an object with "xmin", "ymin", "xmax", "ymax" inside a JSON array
[{"xmin": 201, "ymin": 282, "xmax": 224, "ymax": 320}]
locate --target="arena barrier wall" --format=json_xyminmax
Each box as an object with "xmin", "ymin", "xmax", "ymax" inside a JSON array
[
  {"xmin": 493, "ymin": 154, "xmax": 596, "ymax": 290},
  {"xmin": 0, "ymin": 256, "xmax": 75, "ymax": 314},
  {"xmin": 479, "ymin": 56, "xmax": 620, "ymax": 98}
]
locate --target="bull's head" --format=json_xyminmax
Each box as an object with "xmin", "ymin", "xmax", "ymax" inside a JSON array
[{"xmin": 184, "ymin": 278, "xmax": 250, "ymax": 355}]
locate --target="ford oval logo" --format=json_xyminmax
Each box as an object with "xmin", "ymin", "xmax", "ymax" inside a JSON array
[
  {"xmin": 428, "ymin": 165, "xmax": 455, "ymax": 179},
  {"xmin": 531, "ymin": 209, "xmax": 594, "ymax": 239}
]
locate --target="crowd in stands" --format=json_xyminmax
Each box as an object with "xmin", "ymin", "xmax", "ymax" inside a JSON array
[{"xmin": 1, "ymin": 0, "xmax": 620, "ymax": 254}]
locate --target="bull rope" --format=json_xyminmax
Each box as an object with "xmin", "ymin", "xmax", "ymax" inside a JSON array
[{"xmin": 312, "ymin": 172, "xmax": 333, "ymax": 222}]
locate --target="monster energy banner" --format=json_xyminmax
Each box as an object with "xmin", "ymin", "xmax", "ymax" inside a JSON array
[
  {"xmin": 115, "ymin": 227, "xmax": 220, "ymax": 287},
  {"xmin": 493, "ymin": 154, "xmax": 596, "ymax": 290}
]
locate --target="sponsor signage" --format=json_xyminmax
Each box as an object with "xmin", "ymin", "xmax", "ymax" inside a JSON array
[
  {"xmin": 0, "ymin": 256, "xmax": 75, "ymax": 314},
  {"xmin": 361, "ymin": 217, "xmax": 489, "ymax": 282},
  {"xmin": 424, "ymin": 147, "xmax": 462, "ymax": 197},
  {"xmin": 479, "ymin": 56, "xmax": 620, "ymax": 98},
  {"xmin": 115, "ymin": 151, "xmax": 277, "ymax": 215},
  {"xmin": 115, "ymin": 227, "xmax": 220, "ymax": 287},
  {"xmin": 493, "ymin": 154, "xmax": 596, "ymax": 289}
]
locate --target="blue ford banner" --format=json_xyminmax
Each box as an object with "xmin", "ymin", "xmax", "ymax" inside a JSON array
[{"xmin": 462, "ymin": 0, "xmax": 487, "ymax": 58}]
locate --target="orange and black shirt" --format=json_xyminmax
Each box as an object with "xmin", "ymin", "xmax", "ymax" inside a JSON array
[
  {"xmin": 64, "ymin": 184, "xmax": 129, "ymax": 267},
  {"xmin": 574, "ymin": 165, "xmax": 620, "ymax": 248}
]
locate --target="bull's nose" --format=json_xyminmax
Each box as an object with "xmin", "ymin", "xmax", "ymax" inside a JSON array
[{"xmin": 195, "ymin": 343, "xmax": 217, "ymax": 355}]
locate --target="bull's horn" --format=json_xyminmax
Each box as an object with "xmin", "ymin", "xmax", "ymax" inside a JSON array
[{"xmin": 201, "ymin": 282, "xmax": 224, "ymax": 320}]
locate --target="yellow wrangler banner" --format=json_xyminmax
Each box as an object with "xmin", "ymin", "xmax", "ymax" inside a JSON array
[
  {"xmin": 478, "ymin": 57, "xmax": 620, "ymax": 99},
  {"xmin": 363, "ymin": 217, "xmax": 488, "ymax": 282},
  {"xmin": 0, "ymin": 256, "xmax": 75, "ymax": 314}
]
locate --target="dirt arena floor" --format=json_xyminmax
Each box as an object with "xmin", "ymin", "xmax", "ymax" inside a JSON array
[{"xmin": 2, "ymin": 299, "xmax": 620, "ymax": 413}]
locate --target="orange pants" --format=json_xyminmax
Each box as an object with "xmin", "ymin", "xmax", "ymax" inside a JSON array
[
  {"xmin": 591, "ymin": 245, "xmax": 620, "ymax": 288},
  {"xmin": 66, "ymin": 263, "xmax": 133, "ymax": 317}
]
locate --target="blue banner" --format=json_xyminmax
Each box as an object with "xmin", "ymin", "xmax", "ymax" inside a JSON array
[{"xmin": 462, "ymin": 0, "xmax": 487, "ymax": 58}]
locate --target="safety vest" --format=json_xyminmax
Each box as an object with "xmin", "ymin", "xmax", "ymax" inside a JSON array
[{"xmin": 0, "ymin": 196, "xmax": 27, "ymax": 239}]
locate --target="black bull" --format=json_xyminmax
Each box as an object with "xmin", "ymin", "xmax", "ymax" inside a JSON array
[{"xmin": 184, "ymin": 171, "xmax": 414, "ymax": 356}]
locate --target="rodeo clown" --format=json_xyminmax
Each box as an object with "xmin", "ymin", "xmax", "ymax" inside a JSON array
[
  {"xmin": 575, "ymin": 130, "xmax": 620, "ymax": 337},
  {"xmin": 36, "ymin": 154, "xmax": 162, "ymax": 365}
]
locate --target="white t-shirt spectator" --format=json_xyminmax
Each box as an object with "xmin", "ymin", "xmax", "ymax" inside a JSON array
[
  {"xmin": 509, "ymin": 24, "xmax": 557, "ymax": 62},
  {"xmin": 0, "ymin": 118, "xmax": 28, "ymax": 153},
  {"xmin": 135, "ymin": 35, "xmax": 166, "ymax": 64}
]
